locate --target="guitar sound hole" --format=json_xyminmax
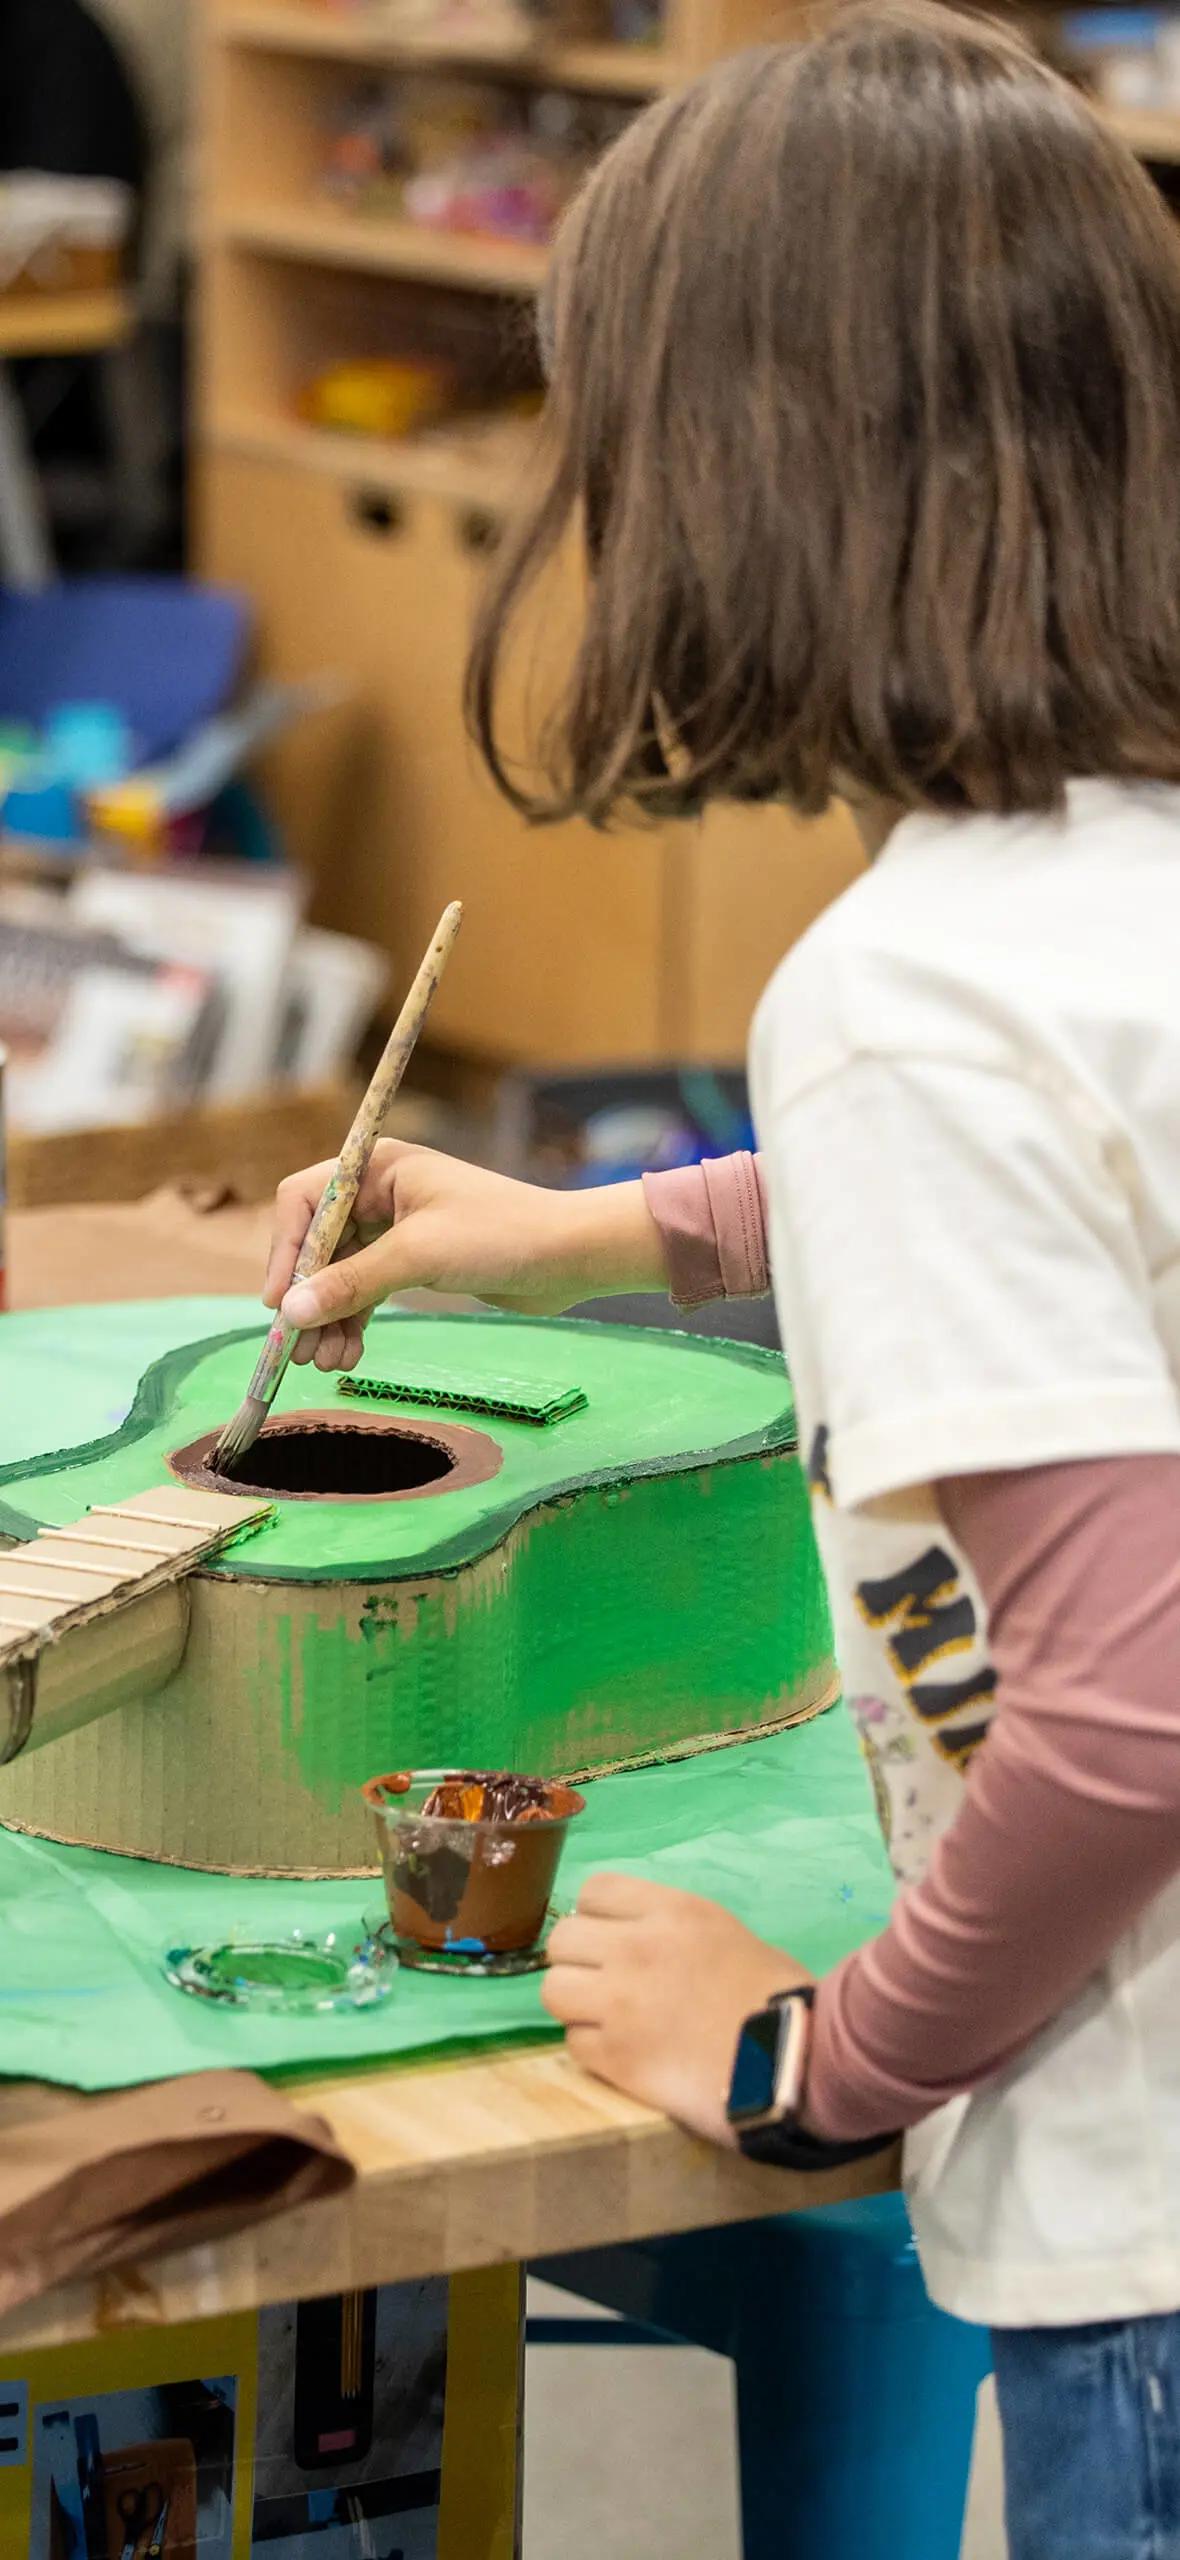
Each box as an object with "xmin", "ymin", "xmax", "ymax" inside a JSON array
[
  {"xmin": 169, "ymin": 1411, "xmax": 504, "ymax": 1504},
  {"xmin": 228, "ymin": 1425, "xmax": 454, "ymax": 1498}
]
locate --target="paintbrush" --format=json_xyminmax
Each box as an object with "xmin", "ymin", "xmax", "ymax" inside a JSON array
[{"xmin": 211, "ymin": 899, "xmax": 463, "ymax": 1476}]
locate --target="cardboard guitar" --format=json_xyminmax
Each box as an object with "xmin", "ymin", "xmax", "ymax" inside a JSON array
[{"xmin": 0, "ymin": 1306, "xmax": 835, "ymax": 1874}]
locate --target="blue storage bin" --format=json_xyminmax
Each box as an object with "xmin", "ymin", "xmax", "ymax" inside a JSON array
[{"xmin": 538, "ymin": 2194, "xmax": 991, "ymax": 2560}]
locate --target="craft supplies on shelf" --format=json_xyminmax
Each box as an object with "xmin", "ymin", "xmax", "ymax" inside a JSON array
[
  {"xmin": 292, "ymin": 0, "xmax": 668, "ymax": 61},
  {"xmin": 220, "ymin": 0, "xmax": 675, "ymax": 106},
  {"xmin": 0, "ymin": 861, "xmax": 389, "ymax": 1136},
  {"xmin": 282, "ymin": 271, "xmax": 545, "ymax": 485},
  {"xmin": 300, "ymin": 350, "xmax": 455, "ymax": 433},
  {"xmin": 69, "ymin": 862, "xmax": 307, "ymax": 1104},
  {"xmin": 301, "ymin": 0, "xmax": 546, "ymax": 51},
  {"xmin": 1, "ymin": 703, "xmax": 135, "ymax": 858},
  {"xmin": 319, "ymin": 68, "xmax": 637, "ymax": 246},
  {"xmin": 0, "ymin": 677, "xmax": 335, "ymax": 866},
  {"xmin": 0, "ymin": 924, "xmax": 217, "ymax": 1136},
  {"xmin": 273, "ymin": 924, "xmax": 390, "ymax": 1081}
]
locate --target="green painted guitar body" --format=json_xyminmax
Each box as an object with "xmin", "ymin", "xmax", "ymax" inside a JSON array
[{"xmin": 0, "ymin": 1301, "xmax": 835, "ymax": 1873}]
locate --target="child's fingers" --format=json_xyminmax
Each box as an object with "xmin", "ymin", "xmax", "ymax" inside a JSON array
[
  {"xmin": 564, "ymin": 2025, "xmax": 608, "ymax": 2077},
  {"xmin": 286, "ymin": 1312, "xmax": 368, "ymax": 1374},
  {"xmin": 310, "ymin": 1322, "xmax": 351, "ymax": 1372},
  {"xmin": 266, "ymin": 1220, "xmax": 362, "ymax": 1317},
  {"xmin": 543, "ymin": 1964, "xmax": 607, "ymax": 2028},
  {"xmin": 263, "ymin": 1157, "xmax": 404, "ymax": 1310},
  {"xmin": 546, "ymin": 1914, "xmax": 610, "ymax": 1970},
  {"xmin": 309, "ymin": 1318, "xmax": 365, "ymax": 1371},
  {"xmin": 575, "ymin": 1872, "xmax": 666, "ymax": 1920},
  {"xmin": 333, "ymin": 1318, "xmax": 368, "ymax": 1371},
  {"xmin": 282, "ymin": 1231, "xmax": 416, "ymax": 1332},
  {"xmin": 265, "ymin": 1164, "xmax": 337, "ymax": 1307}
]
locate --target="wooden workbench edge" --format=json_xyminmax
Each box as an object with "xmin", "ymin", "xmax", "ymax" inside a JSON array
[{"xmin": 0, "ymin": 2047, "xmax": 901, "ymax": 2352}]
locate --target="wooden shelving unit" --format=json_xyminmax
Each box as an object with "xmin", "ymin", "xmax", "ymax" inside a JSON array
[
  {"xmin": 195, "ymin": 0, "xmax": 863, "ymax": 1064},
  {"xmin": 215, "ymin": 197, "xmax": 550, "ymax": 291},
  {"xmin": 196, "ymin": 1, "xmax": 1180, "ymax": 1070},
  {"xmin": 220, "ymin": 0, "xmax": 673, "ymax": 94},
  {"xmin": 210, "ymin": 399, "xmax": 534, "ymax": 504},
  {"xmin": 0, "ymin": 288, "xmax": 132, "ymax": 359},
  {"xmin": 217, "ymin": 5, "xmax": 1180, "ymax": 142}
]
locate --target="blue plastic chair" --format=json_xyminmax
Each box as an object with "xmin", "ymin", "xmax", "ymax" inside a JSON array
[
  {"xmin": 536, "ymin": 2193, "xmax": 992, "ymax": 2560},
  {"xmin": 0, "ymin": 576, "xmax": 249, "ymax": 762}
]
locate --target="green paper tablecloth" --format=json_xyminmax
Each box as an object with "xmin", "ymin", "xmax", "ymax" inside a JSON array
[{"xmin": 0, "ymin": 1712, "xmax": 890, "ymax": 2092}]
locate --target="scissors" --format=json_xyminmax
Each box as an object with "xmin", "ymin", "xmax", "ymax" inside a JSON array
[{"xmin": 117, "ymin": 2484, "xmax": 169, "ymax": 2560}]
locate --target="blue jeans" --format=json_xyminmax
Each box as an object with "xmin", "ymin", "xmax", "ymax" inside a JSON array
[{"xmin": 994, "ymin": 2314, "xmax": 1180, "ymax": 2560}]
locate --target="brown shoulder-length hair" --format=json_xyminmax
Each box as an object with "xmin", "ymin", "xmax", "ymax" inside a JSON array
[{"xmin": 466, "ymin": 1, "xmax": 1180, "ymax": 823}]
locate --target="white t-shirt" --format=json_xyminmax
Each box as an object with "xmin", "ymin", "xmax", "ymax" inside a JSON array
[{"xmin": 749, "ymin": 779, "xmax": 1180, "ymax": 2328}]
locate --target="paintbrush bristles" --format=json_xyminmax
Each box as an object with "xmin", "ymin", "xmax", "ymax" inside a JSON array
[
  {"xmin": 210, "ymin": 1317, "xmax": 297, "ymax": 1474},
  {"xmin": 211, "ymin": 900, "xmax": 464, "ymax": 1480},
  {"xmin": 210, "ymin": 1393, "xmax": 270, "ymax": 1475}
]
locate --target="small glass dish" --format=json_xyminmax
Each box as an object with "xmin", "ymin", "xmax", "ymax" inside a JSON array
[
  {"xmin": 362, "ymin": 1770, "xmax": 585, "ymax": 1971},
  {"xmin": 162, "ymin": 1923, "xmax": 397, "ymax": 2014}
]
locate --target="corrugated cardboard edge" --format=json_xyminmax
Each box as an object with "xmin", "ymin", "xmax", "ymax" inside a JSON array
[
  {"xmin": 0, "ymin": 1669, "xmax": 841, "ymax": 1878},
  {"xmin": 0, "ymin": 1816, "xmax": 382, "ymax": 1879}
]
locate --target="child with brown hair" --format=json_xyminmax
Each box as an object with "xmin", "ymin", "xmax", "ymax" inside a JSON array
[{"xmin": 268, "ymin": 11, "xmax": 1180, "ymax": 2545}]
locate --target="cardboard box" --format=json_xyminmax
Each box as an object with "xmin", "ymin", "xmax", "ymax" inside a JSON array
[
  {"xmin": 0, "ymin": 2266, "xmax": 522, "ymax": 2559},
  {"xmin": 8, "ymin": 1085, "xmax": 358, "ymax": 1212}
]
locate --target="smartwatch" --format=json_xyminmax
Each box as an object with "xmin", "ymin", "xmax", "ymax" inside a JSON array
[{"xmin": 726, "ymin": 1986, "xmax": 898, "ymax": 2170}]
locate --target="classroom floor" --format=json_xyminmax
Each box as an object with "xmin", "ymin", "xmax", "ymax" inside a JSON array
[{"xmin": 522, "ymin": 2280, "xmax": 1007, "ymax": 2560}]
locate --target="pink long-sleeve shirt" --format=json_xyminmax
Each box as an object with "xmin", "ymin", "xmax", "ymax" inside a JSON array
[{"xmin": 642, "ymin": 1155, "xmax": 1180, "ymax": 2142}]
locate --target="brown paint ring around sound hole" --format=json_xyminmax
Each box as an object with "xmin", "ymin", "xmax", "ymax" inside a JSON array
[{"xmin": 168, "ymin": 1409, "xmax": 504, "ymax": 1503}]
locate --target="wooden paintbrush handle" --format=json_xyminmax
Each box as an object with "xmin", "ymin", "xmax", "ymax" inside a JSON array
[
  {"xmin": 213, "ymin": 901, "xmax": 464, "ymax": 1453},
  {"xmin": 291, "ymin": 900, "xmax": 463, "ymax": 1288}
]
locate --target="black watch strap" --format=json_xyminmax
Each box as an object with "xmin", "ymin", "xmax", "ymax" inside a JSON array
[
  {"xmin": 737, "ymin": 2119, "xmax": 899, "ymax": 2171},
  {"xmin": 728, "ymin": 1984, "xmax": 901, "ymax": 2172}
]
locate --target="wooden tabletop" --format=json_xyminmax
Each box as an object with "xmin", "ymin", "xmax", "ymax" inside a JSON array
[
  {"xmin": 0, "ymin": 1197, "xmax": 896, "ymax": 2351},
  {"xmin": 0, "ymin": 2048, "xmax": 900, "ymax": 2355}
]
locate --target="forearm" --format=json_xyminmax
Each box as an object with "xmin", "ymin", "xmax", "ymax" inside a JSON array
[
  {"xmin": 548, "ymin": 1179, "xmax": 670, "ymax": 1303},
  {"xmin": 549, "ymin": 1150, "xmax": 773, "ymax": 1311},
  {"xmin": 806, "ymin": 1454, "xmax": 1180, "ymax": 2141}
]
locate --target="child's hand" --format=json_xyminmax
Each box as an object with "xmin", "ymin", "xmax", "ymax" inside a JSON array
[
  {"xmin": 544, "ymin": 1876, "xmax": 813, "ymax": 2146},
  {"xmin": 265, "ymin": 1140, "xmax": 668, "ymax": 1371}
]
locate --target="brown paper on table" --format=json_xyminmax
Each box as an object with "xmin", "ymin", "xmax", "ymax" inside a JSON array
[
  {"xmin": 7, "ymin": 1184, "xmax": 483, "ymax": 1316},
  {"xmin": 0, "ymin": 2071, "xmax": 354, "ymax": 2316},
  {"xmin": 0, "ymin": 1197, "xmax": 357, "ymax": 2315},
  {"xmin": 8, "ymin": 1185, "xmax": 275, "ymax": 1310}
]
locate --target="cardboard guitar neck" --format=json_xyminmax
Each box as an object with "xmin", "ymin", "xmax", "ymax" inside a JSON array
[{"xmin": 0, "ymin": 1484, "xmax": 274, "ymax": 1763}]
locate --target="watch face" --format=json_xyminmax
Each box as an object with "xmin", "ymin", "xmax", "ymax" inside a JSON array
[{"xmin": 727, "ymin": 2006, "xmax": 783, "ymax": 2125}]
